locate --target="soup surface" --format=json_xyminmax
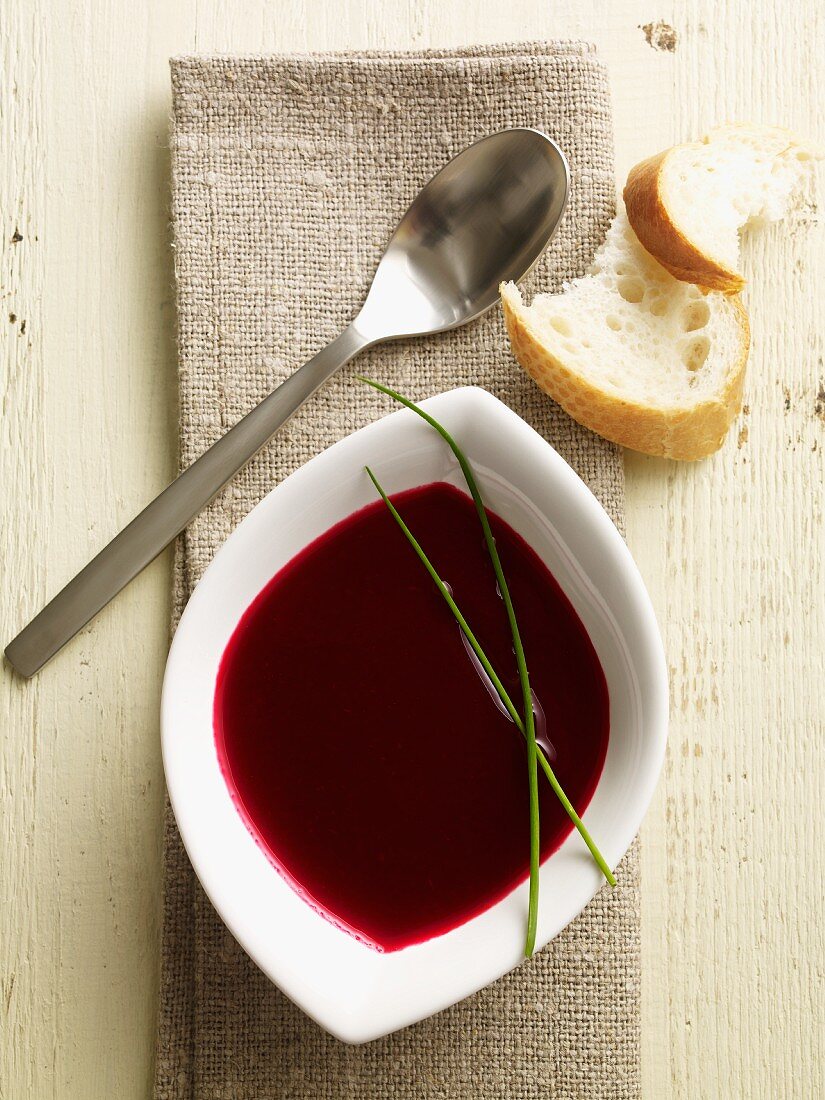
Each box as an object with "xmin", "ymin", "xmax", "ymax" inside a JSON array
[{"xmin": 214, "ymin": 482, "xmax": 609, "ymax": 951}]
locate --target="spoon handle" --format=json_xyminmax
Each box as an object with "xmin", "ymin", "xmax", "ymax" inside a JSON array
[{"xmin": 5, "ymin": 323, "xmax": 371, "ymax": 677}]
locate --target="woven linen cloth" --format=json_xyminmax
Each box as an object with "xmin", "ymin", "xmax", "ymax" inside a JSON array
[{"xmin": 156, "ymin": 42, "xmax": 639, "ymax": 1100}]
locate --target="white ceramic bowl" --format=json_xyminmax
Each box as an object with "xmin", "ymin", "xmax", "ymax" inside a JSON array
[{"xmin": 162, "ymin": 387, "xmax": 667, "ymax": 1044}]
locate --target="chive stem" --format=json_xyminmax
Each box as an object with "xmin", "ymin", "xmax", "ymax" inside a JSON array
[
  {"xmin": 364, "ymin": 464, "xmax": 536, "ymax": 954},
  {"xmin": 360, "ymin": 377, "xmax": 616, "ymax": 907},
  {"xmin": 358, "ymin": 379, "xmax": 542, "ymax": 955}
]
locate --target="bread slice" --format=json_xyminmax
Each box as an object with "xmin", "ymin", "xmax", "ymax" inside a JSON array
[
  {"xmin": 624, "ymin": 124, "xmax": 820, "ymax": 293},
  {"xmin": 500, "ymin": 212, "xmax": 750, "ymax": 460}
]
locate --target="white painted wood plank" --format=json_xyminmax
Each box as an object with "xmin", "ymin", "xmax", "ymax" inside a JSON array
[
  {"xmin": 1, "ymin": 1, "xmax": 820, "ymax": 1096},
  {"xmin": 627, "ymin": 3, "xmax": 824, "ymax": 1097}
]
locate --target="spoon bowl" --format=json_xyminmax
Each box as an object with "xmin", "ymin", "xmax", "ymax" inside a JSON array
[{"xmin": 357, "ymin": 129, "xmax": 568, "ymax": 340}]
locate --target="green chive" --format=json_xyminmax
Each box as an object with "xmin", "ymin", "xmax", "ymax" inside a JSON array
[
  {"xmin": 358, "ymin": 378, "xmax": 542, "ymax": 956},
  {"xmin": 361, "ymin": 378, "xmax": 616, "ymax": 918},
  {"xmin": 364, "ymin": 466, "xmax": 536, "ymax": 953}
]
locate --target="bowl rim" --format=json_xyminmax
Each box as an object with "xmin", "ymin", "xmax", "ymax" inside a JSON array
[{"xmin": 161, "ymin": 386, "xmax": 668, "ymax": 1043}]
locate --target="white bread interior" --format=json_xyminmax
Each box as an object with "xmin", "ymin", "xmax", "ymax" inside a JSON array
[{"xmin": 500, "ymin": 212, "xmax": 750, "ymax": 460}]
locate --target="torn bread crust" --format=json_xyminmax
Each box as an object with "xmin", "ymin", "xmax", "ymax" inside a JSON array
[
  {"xmin": 624, "ymin": 148, "xmax": 746, "ymax": 293},
  {"xmin": 624, "ymin": 124, "xmax": 821, "ymax": 294}
]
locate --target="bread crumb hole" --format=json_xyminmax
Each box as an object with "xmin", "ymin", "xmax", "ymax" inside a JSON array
[
  {"xmin": 550, "ymin": 316, "xmax": 572, "ymax": 337},
  {"xmin": 618, "ymin": 277, "xmax": 645, "ymax": 304},
  {"xmin": 684, "ymin": 302, "xmax": 710, "ymax": 332},
  {"xmin": 682, "ymin": 336, "xmax": 710, "ymax": 371},
  {"xmin": 606, "ymin": 315, "xmax": 621, "ymax": 331},
  {"xmin": 649, "ymin": 298, "xmax": 667, "ymax": 317}
]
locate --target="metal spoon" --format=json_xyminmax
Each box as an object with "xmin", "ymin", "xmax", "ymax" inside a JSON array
[{"xmin": 5, "ymin": 128, "xmax": 569, "ymax": 677}]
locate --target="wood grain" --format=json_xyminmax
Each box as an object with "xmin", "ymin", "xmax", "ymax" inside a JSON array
[
  {"xmin": 1, "ymin": 1, "xmax": 821, "ymax": 1096},
  {"xmin": 629, "ymin": 5, "xmax": 825, "ymax": 1097}
]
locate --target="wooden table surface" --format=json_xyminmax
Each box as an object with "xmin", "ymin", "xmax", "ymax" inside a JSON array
[{"xmin": 2, "ymin": 2, "xmax": 822, "ymax": 1096}]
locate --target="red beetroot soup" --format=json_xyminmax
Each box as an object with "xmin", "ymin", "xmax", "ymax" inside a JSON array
[{"xmin": 214, "ymin": 482, "xmax": 609, "ymax": 952}]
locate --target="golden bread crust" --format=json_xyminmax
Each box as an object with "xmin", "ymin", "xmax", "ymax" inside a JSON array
[
  {"xmin": 500, "ymin": 285, "xmax": 750, "ymax": 461},
  {"xmin": 623, "ymin": 149, "xmax": 745, "ymax": 294}
]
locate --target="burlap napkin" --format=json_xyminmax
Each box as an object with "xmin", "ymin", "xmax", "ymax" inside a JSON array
[{"xmin": 155, "ymin": 42, "xmax": 639, "ymax": 1100}]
